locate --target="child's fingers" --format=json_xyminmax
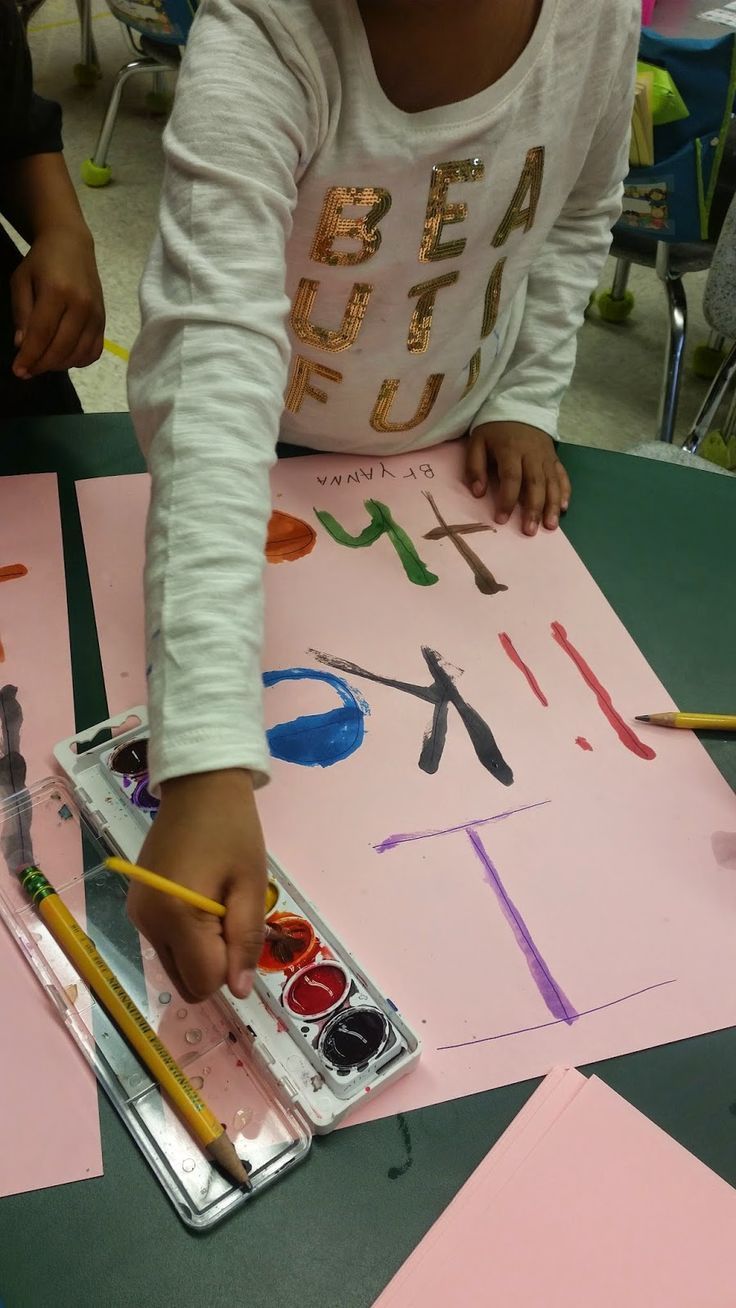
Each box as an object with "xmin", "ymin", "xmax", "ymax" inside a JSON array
[
  {"xmin": 557, "ymin": 459, "xmax": 572, "ymax": 512},
  {"xmin": 68, "ymin": 324, "xmax": 104, "ymax": 369},
  {"xmin": 30, "ymin": 307, "xmax": 87, "ymax": 376},
  {"xmin": 493, "ymin": 448, "xmax": 523, "ymax": 525},
  {"xmin": 465, "ymin": 431, "xmax": 489, "ymax": 497},
  {"xmin": 543, "ymin": 463, "xmax": 562, "ymax": 530},
  {"xmin": 223, "ymin": 868, "xmax": 267, "ymax": 999},
  {"xmin": 12, "ymin": 288, "xmax": 65, "ymax": 377},
  {"xmin": 520, "ymin": 455, "xmax": 546, "ymax": 536},
  {"xmin": 9, "ymin": 266, "xmax": 33, "ymax": 352},
  {"xmin": 128, "ymin": 881, "xmax": 227, "ymax": 1002},
  {"xmin": 167, "ymin": 906, "xmax": 227, "ymax": 1001},
  {"xmin": 156, "ymin": 940, "xmax": 203, "ymax": 1006}
]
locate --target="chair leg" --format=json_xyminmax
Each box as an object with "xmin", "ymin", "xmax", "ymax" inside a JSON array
[
  {"xmin": 656, "ymin": 243, "xmax": 687, "ymax": 443},
  {"xmin": 73, "ymin": 0, "xmax": 100, "ymax": 82},
  {"xmin": 611, "ymin": 257, "xmax": 632, "ymax": 300},
  {"xmin": 683, "ymin": 340, "xmax": 736, "ymax": 453},
  {"xmin": 89, "ymin": 56, "xmax": 164, "ymax": 169}
]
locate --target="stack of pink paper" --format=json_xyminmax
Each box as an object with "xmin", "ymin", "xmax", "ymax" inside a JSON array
[
  {"xmin": 642, "ymin": 0, "xmax": 656, "ymax": 23},
  {"xmin": 375, "ymin": 1068, "xmax": 736, "ymax": 1307}
]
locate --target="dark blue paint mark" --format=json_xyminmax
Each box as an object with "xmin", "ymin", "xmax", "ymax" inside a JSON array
[{"xmin": 263, "ymin": 667, "xmax": 369, "ymax": 768}]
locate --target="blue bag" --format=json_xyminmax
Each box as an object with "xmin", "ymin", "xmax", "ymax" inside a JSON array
[{"xmin": 618, "ymin": 28, "xmax": 736, "ymax": 243}]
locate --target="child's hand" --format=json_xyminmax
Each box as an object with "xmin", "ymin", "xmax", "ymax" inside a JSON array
[
  {"xmin": 10, "ymin": 227, "xmax": 105, "ymax": 380},
  {"xmin": 127, "ymin": 770, "xmax": 267, "ymax": 1003},
  {"xmin": 466, "ymin": 421, "xmax": 571, "ymax": 536}
]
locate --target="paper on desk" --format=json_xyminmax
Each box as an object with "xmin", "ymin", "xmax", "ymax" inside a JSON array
[
  {"xmin": 0, "ymin": 474, "xmax": 103, "ymax": 1198},
  {"xmin": 375, "ymin": 1069, "xmax": 736, "ymax": 1307},
  {"xmin": 76, "ymin": 446, "xmax": 736, "ymax": 1128}
]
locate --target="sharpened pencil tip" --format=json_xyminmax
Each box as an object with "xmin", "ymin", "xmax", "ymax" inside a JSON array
[{"xmin": 635, "ymin": 715, "xmax": 650, "ymax": 722}]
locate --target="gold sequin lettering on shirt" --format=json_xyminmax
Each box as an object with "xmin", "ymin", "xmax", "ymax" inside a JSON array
[
  {"xmin": 407, "ymin": 272, "xmax": 459, "ymax": 354},
  {"xmin": 285, "ymin": 355, "xmax": 342, "ymax": 414},
  {"xmin": 370, "ymin": 374, "xmax": 444, "ymax": 433},
  {"xmin": 419, "ymin": 159, "xmax": 484, "ymax": 263},
  {"xmin": 481, "ymin": 258, "xmax": 506, "ymax": 338},
  {"xmin": 492, "ymin": 147, "xmax": 545, "ymax": 248},
  {"xmin": 310, "ymin": 187, "xmax": 392, "ymax": 266},
  {"xmin": 290, "ymin": 279, "xmax": 373, "ymax": 353},
  {"xmin": 463, "ymin": 348, "xmax": 481, "ymax": 395}
]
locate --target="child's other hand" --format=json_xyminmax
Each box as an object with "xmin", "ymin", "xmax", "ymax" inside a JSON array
[
  {"xmin": 466, "ymin": 421, "xmax": 571, "ymax": 536},
  {"xmin": 127, "ymin": 770, "xmax": 267, "ymax": 1004},
  {"xmin": 11, "ymin": 227, "xmax": 105, "ymax": 380}
]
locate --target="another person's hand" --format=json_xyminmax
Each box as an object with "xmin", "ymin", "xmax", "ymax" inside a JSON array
[
  {"xmin": 465, "ymin": 421, "xmax": 571, "ymax": 536},
  {"xmin": 127, "ymin": 769, "xmax": 267, "ymax": 1003},
  {"xmin": 11, "ymin": 226, "xmax": 105, "ymax": 379}
]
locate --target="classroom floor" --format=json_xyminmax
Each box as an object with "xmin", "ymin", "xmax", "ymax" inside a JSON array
[{"xmin": 28, "ymin": 0, "xmax": 714, "ymax": 450}]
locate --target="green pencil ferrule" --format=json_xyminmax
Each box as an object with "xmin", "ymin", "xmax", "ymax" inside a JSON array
[{"xmin": 17, "ymin": 865, "xmax": 54, "ymax": 905}]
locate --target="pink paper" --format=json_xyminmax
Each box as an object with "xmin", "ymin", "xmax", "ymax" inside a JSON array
[
  {"xmin": 642, "ymin": 0, "xmax": 656, "ymax": 24},
  {"xmin": 76, "ymin": 445, "xmax": 736, "ymax": 1126},
  {"xmin": 375, "ymin": 1070, "xmax": 736, "ymax": 1307},
  {"xmin": 0, "ymin": 474, "xmax": 102, "ymax": 1198}
]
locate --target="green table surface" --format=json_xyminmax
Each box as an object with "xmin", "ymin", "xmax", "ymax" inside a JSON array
[{"xmin": 1, "ymin": 415, "xmax": 735, "ymax": 1308}]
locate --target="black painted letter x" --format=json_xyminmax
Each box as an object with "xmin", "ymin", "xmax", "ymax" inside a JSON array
[{"xmin": 310, "ymin": 647, "xmax": 513, "ymax": 785}]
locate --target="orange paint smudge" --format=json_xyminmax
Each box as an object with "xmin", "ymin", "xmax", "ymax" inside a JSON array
[
  {"xmin": 0, "ymin": 563, "xmax": 28, "ymax": 583},
  {"xmin": 265, "ymin": 511, "xmax": 316, "ymax": 564}
]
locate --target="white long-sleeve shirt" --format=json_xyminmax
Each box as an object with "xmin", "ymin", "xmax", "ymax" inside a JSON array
[{"xmin": 128, "ymin": 0, "xmax": 639, "ymax": 790}]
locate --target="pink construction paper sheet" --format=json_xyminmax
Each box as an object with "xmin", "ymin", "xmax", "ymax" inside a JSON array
[
  {"xmin": 0, "ymin": 474, "xmax": 102, "ymax": 1198},
  {"xmin": 76, "ymin": 443, "xmax": 736, "ymax": 1127},
  {"xmin": 374, "ymin": 1069, "xmax": 736, "ymax": 1307}
]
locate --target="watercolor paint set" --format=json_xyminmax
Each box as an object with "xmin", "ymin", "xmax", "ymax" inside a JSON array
[{"xmin": 0, "ymin": 708, "xmax": 419, "ymax": 1229}]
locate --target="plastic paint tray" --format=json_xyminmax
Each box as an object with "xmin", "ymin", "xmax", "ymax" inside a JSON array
[
  {"xmin": 0, "ymin": 709, "xmax": 421, "ymax": 1228},
  {"xmin": 0, "ymin": 779, "xmax": 310, "ymax": 1229}
]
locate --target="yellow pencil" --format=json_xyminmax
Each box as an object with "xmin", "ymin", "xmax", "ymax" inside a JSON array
[
  {"xmin": 635, "ymin": 712, "xmax": 736, "ymax": 732},
  {"xmin": 17, "ymin": 864, "xmax": 250, "ymax": 1188},
  {"xmin": 106, "ymin": 857, "xmax": 282, "ymax": 931}
]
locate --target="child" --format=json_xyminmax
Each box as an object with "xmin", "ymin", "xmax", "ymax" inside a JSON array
[
  {"xmin": 127, "ymin": 0, "xmax": 639, "ymax": 1003},
  {"xmin": 0, "ymin": 0, "xmax": 104, "ymax": 416}
]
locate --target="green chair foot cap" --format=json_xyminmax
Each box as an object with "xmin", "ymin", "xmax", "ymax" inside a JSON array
[
  {"xmin": 596, "ymin": 289, "xmax": 635, "ymax": 323},
  {"xmin": 81, "ymin": 157, "xmax": 112, "ymax": 188},
  {"xmin": 692, "ymin": 343, "xmax": 727, "ymax": 381},
  {"xmin": 697, "ymin": 431, "xmax": 736, "ymax": 470},
  {"xmin": 73, "ymin": 62, "xmax": 101, "ymax": 87}
]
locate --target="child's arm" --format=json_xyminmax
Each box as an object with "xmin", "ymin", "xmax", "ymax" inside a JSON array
[
  {"xmin": 466, "ymin": 5, "xmax": 639, "ymax": 534},
  {"xmin": 127, "ymin": 0, "xmax": 319, "ymax": 1000}
]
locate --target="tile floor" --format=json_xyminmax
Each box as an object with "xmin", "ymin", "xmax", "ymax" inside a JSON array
[{"xmin": 28, "ymin": 0, "xmax": 715, "ymax": 452}]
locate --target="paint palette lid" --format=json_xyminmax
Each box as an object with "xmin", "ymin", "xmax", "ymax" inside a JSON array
[{"xmin": 0, "ymin": 778, "xmax": 312, "ymax": 1229}]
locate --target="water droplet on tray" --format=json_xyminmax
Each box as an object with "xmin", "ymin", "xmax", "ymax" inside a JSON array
[
  {"xmin": 142, "ymin": 947, "xmax": 155, "ymax": 960},
  {"xmin": 158, "ymin": 991, "xmax": 171, "ymax": 1005},
  {"xmin": 176, "ymin": 1008, "xmax": 187, "ymax": 1019},
  {"xmin": 232, "ymin": 1107, "xmax": 252, "ymax": 1132},
  {"xmin": 182, "ymin": 1158, "xmax": 196, "ymax": 1173},
  {"xmin": 202, "ymin": 1066, "xmax": 211, "ymax": 1076},
  {"xmin": 190, "ymin": 1076, "xmax": 204, "ymax": 1090},
  {"xmin": 185, "ymin": 1028, "xmax": 202, "ymax": 1045}
]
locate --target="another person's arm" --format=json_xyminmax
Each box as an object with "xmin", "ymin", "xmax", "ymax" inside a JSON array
[
  {"xmin": 0, "ymin": 1, "xmax": 104, "ymax": 383},
  {"xmin": 5, "ymin": 148, "xmax": 104, "ymax": 378},
  {"xmin": 466, "ymin": 5, "xmax": 639, "ymax": 534}
]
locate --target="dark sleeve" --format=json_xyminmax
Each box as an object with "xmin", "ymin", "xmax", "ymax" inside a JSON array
[{"xmin": 0, "ymin": 0, "xmax": 63, "ymax": 161}]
